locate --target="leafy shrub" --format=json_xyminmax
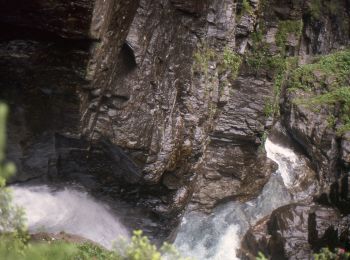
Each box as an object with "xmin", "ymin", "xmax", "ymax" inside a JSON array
[
  {"xmin": 314, "ymin": 247, "xmax": 350, "ymax": 260},
  {"xmin": 116, "ymin": 230, "xmax": 190, "ymax": 260},
  {"xmin": 256, "ymin": 252, "xmax": 268, "ymax": 260},
  {"xmin": 0, "ymin": 230, "xmax": 190, "ymax": 260},
  {"xmin": 0, "ymin": 103, "xmax": 28, "ymax": 253}
]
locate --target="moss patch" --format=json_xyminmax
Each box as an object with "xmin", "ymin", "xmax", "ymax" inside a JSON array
[
  {"xmin": 237, "ymin": 0, "xmax": 254, "ymax": 20},
  {"xmin": 288, "ymin": 50, "xmax": 350, "ymax": 135},
  {"xmin": 275, "ymin": 20, "xmax": 303, "ymax": 53},
  {"xmin": 193, "ymin": 45, "xmax": 242, "ymax": 81},
  {"xmin": 246, "ymin": 23, "xmax": 300, "ymax": 118},
  {"xmin": 289, "ymin": 50, "xmax": 350, "ymax": 91},
  {"xmin": 308, "ymin": 0, "xmax": 344, "ymax": 20}
]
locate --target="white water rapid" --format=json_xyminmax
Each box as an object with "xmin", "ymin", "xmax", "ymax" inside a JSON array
[
  {"xmin": 175, "ymin": 138, "xmax": 315, "ymax": 260},
  {"xmin": 10, "ymin": 137, "xmax": 314, "ymax": 257},
  {"xmin": 12, "ymin": 185, "xmax": 129, "ymax": 248}
]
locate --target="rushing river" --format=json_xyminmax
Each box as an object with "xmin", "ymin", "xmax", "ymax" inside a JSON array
[
  {"xmin": 11, "ymin": 138, "xmax": 314, "ymax": 258},
  {"xmin": 174, "ymin": 138, "xmax": 315, "ymax": 259},
  {"xmin": 12, "ymin": 185, "xmax": 129, "ymax": 248}
]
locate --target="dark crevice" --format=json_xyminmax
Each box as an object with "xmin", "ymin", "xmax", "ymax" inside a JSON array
[{"xmin": 0, "ymin": 23, "xmax": 97, "ymax": 49}]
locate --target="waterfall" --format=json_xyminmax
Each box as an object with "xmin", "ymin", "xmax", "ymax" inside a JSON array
[
  {"xmin": 175, "ymin": 138, "xmax": 314, "ymax": 259},
  {"xmin": 9, "ymin": 137, "xmax": 314, "ymax": 257},
  {"xmin": 12, "ymin": 185, "xmax": 129, "ymax": 248}
]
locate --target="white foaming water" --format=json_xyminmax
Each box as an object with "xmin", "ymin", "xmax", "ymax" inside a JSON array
[
  {"xmin": 212, "ymin": 225, "xmax": 240, "ymax": 260},
  {"xmin": 264, "ymin": 138, "xmax": 300, "ymax": 187},
  {"xmin": 12, "ymin": 185, "xmax": 129, "ymax": 248},
  {"xmin": 175, "ymin": 138, "xmax": 309, "ymax": 259}
]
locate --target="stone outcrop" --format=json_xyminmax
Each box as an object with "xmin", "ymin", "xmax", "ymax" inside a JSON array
[
  {"xmin": 1, "ymin": 0, "xmax": 277, "ymax": 222},
  {"xmin": 1, "ymin": 0, "xmax": 350, "ymax": 256},
  {"xmin": 238, "ymin": 0, "xmax": 350, "ymax": 258},
  {"xmin": 0, "ymin": 0, "xmax": 276, "ymax": 240},
  {"xmin": 240, "ymin": 203, "xmax": 350, "ymax": 260}
]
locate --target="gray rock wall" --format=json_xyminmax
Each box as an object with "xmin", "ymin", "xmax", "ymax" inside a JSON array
[{"xmin": 1, "ymin": 0, "xmax": 350, "ymax": 250}]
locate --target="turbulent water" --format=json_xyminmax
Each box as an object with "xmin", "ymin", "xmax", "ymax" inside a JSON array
[
  {"xmin": 12, "ymin": 185, "xmax": 129, "ymax": 248},
  {"xmin": 174, "ymin": 138, "xmax": 312, "ymax": 259},
  {"xmin": 10, "ymin": 138, "xmax": 311, "ymax": 258}
]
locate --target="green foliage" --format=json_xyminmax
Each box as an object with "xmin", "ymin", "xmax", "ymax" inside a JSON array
[
  {"xmin": 256, "ymin": 252, "xmax": 268, "ymax": 260},
  {"xmin": 259, "ymin": 131, "xmax": 268, "ymax": 152},
  {"xmin": 0, "ymin": 103, "xmax": 27, "ymax": 252},
  {"xmin": 70, "ymin": 230, "xmax": 191, "ymax": 260},
  {"xmin": 246, "ymin": 21, "xmax": 300, "ymax": 119},
  {"xmin": 193, "ymin": 45, "xmax": 242, "ymax": 83},
  {"xmin": 194, "ymin": 45, "xmax": 242, "ymax": 77},
  {"xmin": 0, "ymin": 240, "xmax": 78, "ymax": 260},
  {"xmin": 117, "ymin": 230, "xmax": 190, "ymax": 260},
  {"xmin": 263, "ymin": 56, "xmax": 299, "ymax": 118},
  {"xmin": 193, "ymin": 46, "xmax": 216, "ymax": 76},
  {"xmin": 0, "ymin": 229, "xmax": 190, "ymax": 260},
  {"xmin": 289, "ymin": 50, "xmax": 350, "ymax": 91},
  {"xmin": 245, "ymin": 27, "xmax": 269, "ymax": 72},
  {"xmin": 242, "ymin": 0, "xmax": 254, "ymax": 14},
  {"xmin": 309, "ymin": 0, "xmax": 322, "ymax": 20},
  {"xmin": 295, "ymin": 87, "xmax": 350, "ymax": 135},
  {"xmin": 74, "ymin": 242, "xmax": 116, "ymax": 259},
  {"xmin": 246, "ymin": 25, "xmax": 293, "ymax": 74},
  {"xmin": 324, "ymin": 1, "xmax": 341, "ymax": 16},
  {"xmin": 309, "ymin": 0, "xmax": 343, "ymax": 20},
  {"xmin": 121, "ymin": 230, "xmax": 163, "ymax": 260},
  {"xmin": 237, "ymin": 0, "xmax": 254, "ymax": 21},
  {"xmin": 0, "ymin": 104, "xmax": 16, "ymax": 180},
  {"xmin": 289, "ymin": 50, "xmax": 350, "ymax": 135},
  {"xmin": 263, "ymin": 98, "xmax": 274, "ymax": 118},
  {"xmin": 314, "ymin": 248, "xmax": 350, "ymax": 260},
  {"xmin": 222, "ymin": 47, "xmax": 242, "ymax": 79},
  {"xmin": 275, "ymin": 20, "xmax": 303, "ymax": 52}
]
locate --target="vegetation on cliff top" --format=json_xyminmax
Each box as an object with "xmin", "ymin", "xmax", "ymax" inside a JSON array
[{"xmin": 288, "ymin": 49, "xmax": 350, "ymax": 134}]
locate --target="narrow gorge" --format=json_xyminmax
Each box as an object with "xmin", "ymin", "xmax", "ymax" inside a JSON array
[{"xmin": 0, "ymin": 0, "xmax": 350, "ymax": 259}]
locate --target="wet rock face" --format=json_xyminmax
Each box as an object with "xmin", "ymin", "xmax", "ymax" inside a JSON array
[
  {"xmin": 82, "ymin": 0, "xmax": 276, "ymax": 214},
  {"xmin": 278, "ymin": 0, "xmax": 350, "ymax": 183},
  {"xmin": 1, "ymin": 0, "xmax": 349, "ymax": 251},
  {"xmin": 281, "ymin": 88, "xmax": 339, "ymax": 181},
  {"xmin": 191, "ymin": 140, "xmax": 276, "ymax": 211},
  {"xmin": 281, "ymin": 50, "xmax": 350, "ymax": 203},
  {"xmin": 238, "ymin": 0, "xmax": 350, "ymax": 258},
  {"xmin": 0, "ymin": 0, "xmax": 140, "ymax": 183},
  {"xmin": 0, "ymin": 37, "xmax": 89, "ymax": 182},
  {"xmin": 240, "ymin": 204, "xmax": 350, "ymax": 260},
  {"xmin": 1, "ymin": 0, "xmax": 276, "ymax": 237},
  {"xmin": 170, "ymin": 0, "xmax": 207, "ymax": 14}
]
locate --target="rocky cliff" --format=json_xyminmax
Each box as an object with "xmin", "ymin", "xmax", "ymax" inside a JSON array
[{"xmin": 0, "ymin": 0, "xmax": 349, "ymax": 257}]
